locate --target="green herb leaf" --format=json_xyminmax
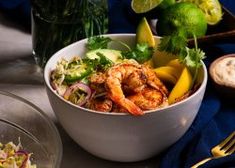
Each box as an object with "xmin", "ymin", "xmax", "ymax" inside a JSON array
[
  {"xmin": 158, "ymin": 33, "xmax": 206, "ymax": 89},
  {"xmin": 122, "ymin": 43, "xmax": 153, "ymax": 63},
  {"xmin": 96, "ymin": 52, "xmax": 113, "ymax": 69},
  {"xmin": 83, "ymin": 52, "xmax": 113, "ymax": 71},
  {"xmin": 158, "ymin": 33, "xmax": 205, "ymax": 70},
  {"xmin": 86, "ymin": 36, "xmax": 153, "ymax": 64},
  {"xmin": 158, "ymin": 34, "xmax": 187, "ymax": 56},
  {"xmin": 87, "ymin": 36, "xmax": 112, "ymax": 50},
  {"xmin": 183, "ymin": 47, "xmax": 205, "ymax": 69}
]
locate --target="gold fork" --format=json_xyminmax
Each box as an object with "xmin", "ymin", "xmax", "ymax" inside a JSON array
[{"xmin": 191, "ymin": 131, "xmax": 235, "ymax": 168}]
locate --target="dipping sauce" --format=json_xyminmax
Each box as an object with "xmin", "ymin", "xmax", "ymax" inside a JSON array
[{"xmin": 210, "ymin": 56, "xmax": 235, "ymax": 88}]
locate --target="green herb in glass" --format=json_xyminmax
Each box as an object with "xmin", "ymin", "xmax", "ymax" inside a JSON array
[{"xmin": 31, "ymin": 0, "xmax": 108, "ymax": 68}]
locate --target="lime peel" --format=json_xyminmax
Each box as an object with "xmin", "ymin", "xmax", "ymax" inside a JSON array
[
  {"xmin": 157, "ymin": 2, "xmax": 207, "ymax": 38},
  {"xmin": 131, "ymin": 0, "xmax": 164, "ymax": 13},
  {"xmin": 178, "ymin": 0, "xmax": 223, "ymax": 25}
]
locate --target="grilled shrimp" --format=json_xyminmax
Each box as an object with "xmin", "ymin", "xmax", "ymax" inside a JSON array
[
  {"xmin": 89, "ymin": 72, "xmax": 106, "ymax": 94},
  {"xmin": 128, "ymin": 87, "xmax": 168, "ymax": 110},
  {"xmin": 143, "ymin": 66, "xmax": 169, "ymax": 96},
  {"xmin": 86, "ymin": 97, "xmax": 112, "ymax": 112},
  {"xmin": 112, "ymin": 104, "xmax": 128, "ymax": 113},
  {"xmin": 105, "ymin": 60, "xmax": 146, "ymax": 115}
]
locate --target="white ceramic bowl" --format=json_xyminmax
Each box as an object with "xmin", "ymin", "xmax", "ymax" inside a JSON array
[{"xmin": 44, "ymin": 34, "xmax": 207, "ymax": 162}]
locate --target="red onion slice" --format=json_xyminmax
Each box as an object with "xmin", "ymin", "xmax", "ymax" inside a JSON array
[
  {"xmin": 15, "ymin": 150, "xmax": 29, "ymax": 155},
  {"xmin": 63, "ymin": 82, "xmax": 92, "ymax": 106},
  {"xmin": 15, "ymin": 150, "xmax": 29, "ymax": 168}
]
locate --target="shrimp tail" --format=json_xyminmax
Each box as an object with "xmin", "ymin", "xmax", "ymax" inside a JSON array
[
  {"xmin": 110, "ymin": 95, "xmax": 144, "ymax": 116},
  {"xmin": 121, "ymin": 99, "xmax": 144, "ymax": 116}
]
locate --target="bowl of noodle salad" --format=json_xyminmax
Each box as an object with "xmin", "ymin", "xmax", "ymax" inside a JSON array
[
  {"xmin": 0, "ymin": 91, "xmax": 62, "ymax": 168},
  {"xmin": 44, "ymin": 34, "xmax": 207, "ymax": 162}
]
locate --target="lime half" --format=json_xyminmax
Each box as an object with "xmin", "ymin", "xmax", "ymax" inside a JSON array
[
  {"xmin": 131, "ymin": 0, "xmax": 164, "ymax": 13},
  {"xmin": 178, "ymin": 0, "xmax": 223, "ymax": 25}
]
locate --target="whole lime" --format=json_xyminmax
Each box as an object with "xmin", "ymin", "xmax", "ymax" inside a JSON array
[
  {"xmin": 157, "ymin": 2, "xmax": 207, "ymax": 38},
  {"xmin": 158, "ymin": 0, "xmax": 175, "ymax": 10}
]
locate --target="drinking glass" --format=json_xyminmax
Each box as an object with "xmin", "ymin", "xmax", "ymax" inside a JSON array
[{"xmin": 31, "ymin": 0, "xmax": 108, "ymax": 68}]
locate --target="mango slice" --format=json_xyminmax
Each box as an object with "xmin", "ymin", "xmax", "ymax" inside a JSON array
[
  {"xmin": 168, "ymin": 67, "xmax": 193, "ymax": 104},
  {"xmin": 144, "ymin": 58, "xmax": 155, "ymax": 68},
  {"xmin": 136, "ymin": 17, "xmax": 155, "ymax": 48},
  {"xmin": 167, "ymin": 59, "xmax": 184, "ymax": 71},
  {"xmin": 153, "ymin": 51, "xmax": 178, "ymax": 68},
  {"xmin": 154, "ymin": 66, "xmax": 182, "ymax": 84}
]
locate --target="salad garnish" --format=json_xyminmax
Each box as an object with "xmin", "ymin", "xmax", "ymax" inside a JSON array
[
  {"xmin": 0, "ymin": 141, "xmax": 36, "ymax": 168},
  {"xmin": 51, "ymin": 33, "xmax": 204, "ymax": 115},
  {"xmin": 87, "ymin": 36, "xmax": 154, "ymax": 64},
  {"xmin": 159, "ymin": 34, "xmax": 205, "ymax": 89},
  {"xmin": 63, "ymin": 82, "xmax": 92, "ymax": 106},
  {"xmin": 87, "ymin": 36, "xmax": 112, "ymax": 50}
]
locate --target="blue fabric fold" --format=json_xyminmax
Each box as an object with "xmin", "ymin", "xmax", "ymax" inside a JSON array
[{"xmin": 160, "ymin": 85, "xmax": 235, "ymax": 168}]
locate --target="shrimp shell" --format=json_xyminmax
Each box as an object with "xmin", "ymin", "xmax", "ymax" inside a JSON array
[
  {"xmin": 85, "ymin": 97, "xmax": 112, "ymax": 112},
  {"xmin": 105, "ymin": 60, "xmax": 145, "ymax": 115},
  {"xmin": 128, "ymin": 87, "xmax": 168, "ymax": 110}
]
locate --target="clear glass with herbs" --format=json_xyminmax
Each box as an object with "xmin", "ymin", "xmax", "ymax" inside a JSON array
[{"xmin": 31, "ymin": 0, "xmax": 108, "ymax": 68}]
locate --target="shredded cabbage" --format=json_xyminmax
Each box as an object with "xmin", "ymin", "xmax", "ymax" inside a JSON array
[{"xmin": 0, "ymin": 141, "xmax": 37, "ymax": 168}]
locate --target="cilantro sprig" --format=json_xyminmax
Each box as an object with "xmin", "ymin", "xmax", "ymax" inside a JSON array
[
  {"xmin": 122, "ymin": 43, "xmax": 154, "ymax": 63},
  {"xmin": 83, "ymin": 52, "xmax": 113, "ymax": 71},
  {"xmin": 87, "ymin": 36, "xmax": 112, "ymax": 50},
  {"xmin": 159, "ymin": 33, "xmax": 205, "ymax": 88},
  {"xmin": 86, "ymin": 35, "xmax": 154, "ymax": 63}
]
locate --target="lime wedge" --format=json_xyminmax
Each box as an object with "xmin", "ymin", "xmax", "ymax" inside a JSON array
[
  {"xmin": 131, "ymin": 0, "xmax": 164, "ymax": 13},
  {"xmin": 178, "ymin": 0, "xmax": 223, "ymax": 25}
]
